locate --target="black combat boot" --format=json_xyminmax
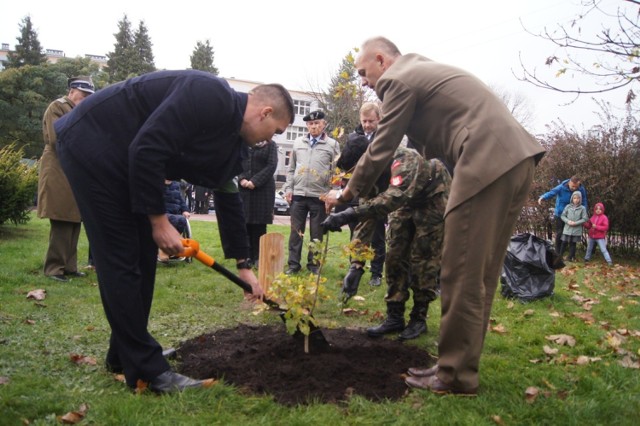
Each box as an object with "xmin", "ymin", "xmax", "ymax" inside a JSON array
[
  {"xmin": 398, "ymin": 302, "xmax": 428, "ymax": 340},
  {"xmin": 367, "ymin": 302, "xmax": 405, "ymax": 337}
]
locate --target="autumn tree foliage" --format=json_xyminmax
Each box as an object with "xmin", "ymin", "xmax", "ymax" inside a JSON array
[
  {"xmin": 190, "ymin": 40, "xmax": 219, "ymax": 75},
  {"xmin": 317, "ymin": 49, "xmax": 376, "ymax": 144}
]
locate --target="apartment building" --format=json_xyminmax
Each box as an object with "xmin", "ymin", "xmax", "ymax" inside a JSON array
[{"xmin": 0, "ymin": 43, "xmax": 107, "ymax": 70}]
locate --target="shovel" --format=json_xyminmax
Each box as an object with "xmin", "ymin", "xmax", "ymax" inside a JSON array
[{"xmin": 180, "ymin": 239, "xmax": 329, "ymax": 348}]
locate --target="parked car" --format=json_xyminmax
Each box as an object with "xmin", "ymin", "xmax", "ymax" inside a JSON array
[{"xmin": 274, "ymin": 192, "xmax": 290, "ymax": 215}]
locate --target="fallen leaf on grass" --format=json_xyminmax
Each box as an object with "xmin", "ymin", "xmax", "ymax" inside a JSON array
[
  {"xmin": 59, "ymin": 403, "xmax": 88, "ymax": 424},
  {"xmin": 24, "ymin": 319, "xmax": 36, "ymax": 325},
  {"xmin": 69, "ymin": 353, "xmax": 97, "ymax": 366},
  {"xmin": 352, "ymin": 295, "xmax": 365, "ymax": 301},
  {"xmin": 135, "ymin": 379, "xmax": 149, "ymax": 394},
  {"xmin": 604, "ymin": 331, "xmax": 625, "ymax": 349},
  {"xmin": 546, "ymin": 334, "xmax": 576, "ymax": 347},
  {"xmin": 26, "ymin": 289, "xmax": 46, "ymax": 301},
  {"xmin": 342, "ymin": 308, "xmax": 366, "ymax": 316},
  {"xmin": 619, "ymin": 355, "xmax": 640, "ymax": 369},
  {"xmin": 491, "ymin": 324, "xmax": 508, "ymax": 334},
  {"xmin": 524, "ymin": 386, "xmax": 539, "ymax": 403},
  {"xmin": 523, "ymin": 309, "xmax": 535, "ymax": 317},
  {"xmin": 543, "ymin": 345, "xmax": 559, "ymax": 355},
  {"xmin": 0, "ymin": 376, "xmax": 9, "ymax": 385},
  {"xmin": 572, "ymin": 312, "xmax": 595, "ymax": 324},
  {"xmin": 575, "ymin": 355, "xmax": 602, "ymax": 365},
  {"xmin": 549, "ymin": 311, "xmax": 561, "ymax": 318},
  {"xmin": 370, "ymin": 311, "xmax": 385, "ymax": 321},
  {"xmin": 491, "ymin": 415, "xmax": 506, "ymax": 425}
]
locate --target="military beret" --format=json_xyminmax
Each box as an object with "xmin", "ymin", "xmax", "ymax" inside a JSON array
[
  {"xmin": 68, "ymin": 76, "xmax": 95, "ymax": 94},
  {"xmin": 303, "ymin": 110, "xmax": 325, "ymax": 121}
]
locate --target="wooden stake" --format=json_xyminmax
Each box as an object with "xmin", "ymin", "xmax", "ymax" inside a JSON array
[{"xmin": 258, "ymin": 232, "xmax": 285, "ymax": 293}]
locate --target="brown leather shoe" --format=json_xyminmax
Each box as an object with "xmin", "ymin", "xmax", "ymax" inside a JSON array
[
  {"xmin": 405, "ymin": 375, "xmax": 477, "ymax": 396},
  {"xmin": 407, "ymin": 365, "xmax": 438, "ymax": 377}
]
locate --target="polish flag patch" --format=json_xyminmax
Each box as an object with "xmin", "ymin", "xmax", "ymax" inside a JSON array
[
  {"xmin": 391, "ymin": 160, "xmax": 401, "ymax": 170},
  {"xmin": 391, "ymin": 175, "xmax": 403, "ymax": 186}
]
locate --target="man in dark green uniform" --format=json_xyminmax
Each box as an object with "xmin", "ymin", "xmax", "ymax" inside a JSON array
[{"xmin": 323, "ymin": 136, "xmax": 451, "ymax": 340}]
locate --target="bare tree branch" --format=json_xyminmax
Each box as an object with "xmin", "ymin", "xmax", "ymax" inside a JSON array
[{"xmin": 516, "ymin": 0, "xmax": 639, "ymax": 105}]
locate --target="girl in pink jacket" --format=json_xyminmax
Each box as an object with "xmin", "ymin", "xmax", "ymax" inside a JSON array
[{"xmin": 584, "ymin": 202, "xmax": 613, "ymax": 266}]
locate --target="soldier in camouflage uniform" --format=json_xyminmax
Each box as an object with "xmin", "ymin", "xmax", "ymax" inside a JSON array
[{"xmin": 323, "ymin": 137, "xmax": 451, "ymax": 340}]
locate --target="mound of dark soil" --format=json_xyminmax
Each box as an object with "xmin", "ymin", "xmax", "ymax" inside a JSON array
[{"xmin": 177, "ymin": 324, "xmax": 435, "ymax": 406}]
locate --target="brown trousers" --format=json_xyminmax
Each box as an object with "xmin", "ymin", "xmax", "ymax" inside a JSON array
[
  {"xmin": 437, "ymin": 157, "xmax": 535, "ymax": 391},
  {"xmin": 44, "ymin": 219, "xmax": 81, "ymax": 276}
]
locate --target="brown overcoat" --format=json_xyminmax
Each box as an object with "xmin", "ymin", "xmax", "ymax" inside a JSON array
[
  {"xmin": 37, "ymin": 96, "xmax": 81, "ymax": 222},
  {"xmin": 348, "ymin": 53, "xmax": 545, "ymax": 216}
]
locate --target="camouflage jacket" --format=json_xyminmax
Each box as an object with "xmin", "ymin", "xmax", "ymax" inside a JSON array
[{"xmin": 354, "ymin": 146, "xmax": 451, "ymax": 220}]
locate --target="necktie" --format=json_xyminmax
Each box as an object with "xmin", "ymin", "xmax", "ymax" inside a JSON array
[{"xmin": 310, "ymin": 138, "xmax": 317, "ymax": 147}]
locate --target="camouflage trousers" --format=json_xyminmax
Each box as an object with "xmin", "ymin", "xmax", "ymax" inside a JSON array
[{"xmin": 384, "ymin": 197, "xmax": 445, "ymax": 305}]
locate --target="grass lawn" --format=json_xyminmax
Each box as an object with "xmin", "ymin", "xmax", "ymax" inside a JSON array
[{"xmin": 1, "ymin": 213, "xmax": 639, "ymax": 425}]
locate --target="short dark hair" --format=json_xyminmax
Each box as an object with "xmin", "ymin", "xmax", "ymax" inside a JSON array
[
  {"xmin": 337, "ymin": 135, "xmax": 369, "ymax": 171},
  {"xmin": 251, "ymin": 84, "xmax": 295, "ymax": 124}
]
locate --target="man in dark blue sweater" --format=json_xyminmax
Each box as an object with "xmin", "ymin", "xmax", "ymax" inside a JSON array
[{"xmin": 56, "ymin": 70, "xmax": 294, "ymax": 393}]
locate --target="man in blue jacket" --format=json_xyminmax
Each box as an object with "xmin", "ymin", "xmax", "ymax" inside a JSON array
[
  {"xmin": 538, "ymin": 175, "xmax": 588, "ymax": 253},
  {"xmin": 56, "ymin": 70, "xmax": 294, "ymax": 393}
]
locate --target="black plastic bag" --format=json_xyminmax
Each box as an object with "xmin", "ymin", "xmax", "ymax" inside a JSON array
[{"xmin": 500, "ymin": 233, "xmax": 563, "ymax": 302}]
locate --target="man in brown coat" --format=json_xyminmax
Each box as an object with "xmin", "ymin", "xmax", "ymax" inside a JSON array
[
  {"xmin": 325, "ymin": 37, "xmax": 545, "ymax": 395},
  {"xmin": 37, "ymin": 76, "xmax": 95, "ymax": 282}
]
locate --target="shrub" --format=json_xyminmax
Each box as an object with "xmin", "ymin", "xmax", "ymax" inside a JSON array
[{"xmin": 0, "ymin": 144, "xmax": 38, "ymax": 225}]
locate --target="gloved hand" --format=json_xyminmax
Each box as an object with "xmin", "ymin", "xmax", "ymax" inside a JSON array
[
  {"xmin": 341, "ymin": 263, "xmax": 364, "ymax": 302},
  {"xmin": 321, "ymin": 207, "xmax": 357, "ymax": 233}
]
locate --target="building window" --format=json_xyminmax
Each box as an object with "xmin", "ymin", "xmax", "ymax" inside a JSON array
[
  {"xmin": 286, "ymin": 125, "xmax": 306, "ymax": 142},
  {"xmin": 284, "ymin": 150, "xmax": 292, "ymax": 167},
  {"xmin": 293, "ymin": 100, "xmax": 311, "ymax": 117}
]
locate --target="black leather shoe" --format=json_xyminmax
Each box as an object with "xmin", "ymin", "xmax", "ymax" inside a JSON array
[
  {"xmin": 65, "ymin": 271, "xmax": 87, "ymax": 278},
  {"xmin": 398, "ymin": 320, "xmax": 427, "ymax": 340},
  {"xmin": 148, "ymin": 370, "xmax": 216, "ymax": 394},
  {"xmin": 307, "ymin": 266, "xmax": 319, "ymax": 275},
  {"xmin": 368, "ymin": 276, "xmax": 382, "ymax": 286},
  {"xmin": 48, "ymin": 274, "xmax": 69, "ymax": 282},
  {"xmin": 285, "ymin": 268, "xmax": 300, "ymax": 275}
]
